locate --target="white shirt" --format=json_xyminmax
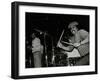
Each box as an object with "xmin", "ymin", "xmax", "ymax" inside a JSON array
[{"xmin": 32, "ymin": 38, "xmax": 43, "ymax": 53}]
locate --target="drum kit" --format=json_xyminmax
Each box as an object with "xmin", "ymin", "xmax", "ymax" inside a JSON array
[
  {"xmin": 26, "ymin": 29, "xmax": 80, "ymax": 67},
  {"xmin": 45, "ymin": 29, "xmax": 80, "ymax": 67},
  {"xmin": 50, "ymin": 49, "xmax": 79, "ymax": 67}
]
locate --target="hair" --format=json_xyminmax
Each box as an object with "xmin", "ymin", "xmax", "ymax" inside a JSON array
[{"xmin": 68, "ymin": 21, "xmax": 79, "ymax": 29}]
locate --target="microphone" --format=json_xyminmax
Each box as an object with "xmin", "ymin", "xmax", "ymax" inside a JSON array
[{"xmin": 34, "ymin": 29, "xmax": 43, "ymax": 35}]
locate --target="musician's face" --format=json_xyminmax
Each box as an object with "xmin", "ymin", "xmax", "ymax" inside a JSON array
[
  {"xmin": 70, "ymin": 26, "xmax": 78, "ymax": 35},
  {"xmin": 32, "ymin": 33, "xmax": 36, "ymax": 39}
]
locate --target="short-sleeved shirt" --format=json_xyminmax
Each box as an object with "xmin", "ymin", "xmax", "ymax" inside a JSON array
[
  {"xmin": 32, "ymin": 38, "xmax": 43, "ymax": 53},
  {"xmin": 67, "ymin": 29, "xmax": 89, "ymax": 57},
  {"xmin": 69, "ymin": 29, "xmax": 89, "ymax": 43}
]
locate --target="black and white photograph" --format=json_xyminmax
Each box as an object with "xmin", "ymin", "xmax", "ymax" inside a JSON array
[
  {"xmin": 25, "ymin": 13, "xmax": 89, "ymax": 68},
  {"xmin": 11, "ymin": 2, "xmax": 97, "ymax": 79}
]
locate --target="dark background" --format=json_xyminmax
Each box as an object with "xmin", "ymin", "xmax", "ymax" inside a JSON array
[
  {"xmin": 25, "ymin": 12, "xmax": 89, "ymax": 68},
  {"xmin": 26, "ymin": 12, "xmax": 89, "ymax": 44},
  {"xmin": 26, "ymin": 13, "xmax": 89, "ymax": 37}
]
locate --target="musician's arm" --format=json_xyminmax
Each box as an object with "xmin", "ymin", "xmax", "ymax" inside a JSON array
[
  {"xmin": 73, "ymin": 30, "xmax": 89, "ymax": 47},
  {"xmin": 80, "ymin": 30, "xmax": 89, "ymax": 45},
  {"xmin": 57, "ymin": 42, "xmax": 74, "ymax": 52},
  {"xmin": 80, "ymin": 35, "xmax": 89, "ymax": 45},
  {"xmin": 65, "ymin": 46, "xmax": 74, "ymax": 52}
]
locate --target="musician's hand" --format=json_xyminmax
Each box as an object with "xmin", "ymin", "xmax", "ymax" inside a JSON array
[
  {"xmin": 73, "ymin": 43, "xmax": 81, "ymax": 47},
  {"xmin": 57, "ymin": 42, "xmax": 63, "ymax": 48}
]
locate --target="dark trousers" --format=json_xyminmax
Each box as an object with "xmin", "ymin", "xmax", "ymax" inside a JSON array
[
  {"xmin": 75, "ymin": 54, "xmax": 89, "ymax": 66},
  {"xmin": 33, "ymin": 52, "xmax": 42, "ymax": 67}
]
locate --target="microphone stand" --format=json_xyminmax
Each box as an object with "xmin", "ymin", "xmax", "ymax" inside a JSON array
[
  {"xmin": 51, "ymin": 37, "xmax": 55, "ymax": 66},
  {"xmin": 43, "ymin": 32, "xmax": 48, "ymax": 67}
]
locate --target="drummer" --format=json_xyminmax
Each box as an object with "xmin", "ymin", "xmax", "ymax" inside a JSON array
[{"xmin": 57, "ymin": 21, "xmax": 89, "ymax": 65}]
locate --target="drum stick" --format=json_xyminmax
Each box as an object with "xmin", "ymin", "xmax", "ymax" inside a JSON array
[{"xmin": 57, "ymin": 29, "xmax": 65, "ymax": 46}]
